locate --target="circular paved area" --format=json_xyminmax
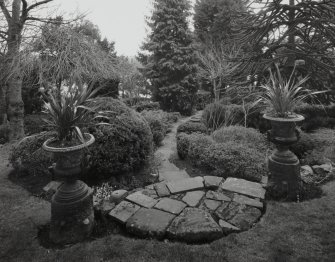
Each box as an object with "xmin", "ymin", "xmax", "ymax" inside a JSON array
[{"xmin": 94, "ymin": 175, "xmax": 267, "ymax": 243}]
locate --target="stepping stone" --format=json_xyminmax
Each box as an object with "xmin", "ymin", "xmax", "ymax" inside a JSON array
[
  {"xmin": 182, "ymin": 191, "xmax": 205, "ymax": 207},
  {"xmin": 141, "ymin": 188, "xmax": 159, "ymax": 199},
  {"xmin": 228, "ymin": 206, "xmax": 262, "ymax": 231},
  {"xmin": 154, "ymin": 183, "xmax": 171, "ymax": 197},
  {"xmin": 154, "ymin": 198, "xmax": 187, "ymax": 215},
  {"xmin": 110, "ymin": 189, "xmax": 128, "ymax": 204},
  {"xmin": 166, "ymin": 177, "xmax": 204, "ymax": 194},
  {"xmin": 145, "ymin": 184, "xmax": 154, "ymax": 190},
  {"xmin": 167, "ymin": 208, "xmax": 223, "ymax": 242},
  {"xmin": 170, "ymin": 193, "xmax": 185, "ymax": 200},
  {"xmin": 219, "ymin": 220, "xmax": 240, "ymax": 234},
  {"xmin": 221, "ymin": 178, "xmax": 266, "ymax": 199},
  {"xmin": 203, "ymin": 199, "xmax": 221, "ymax": 211},
  {"xmin": 233, "ymin": 194, "xmax": 263, "ymax": 209},
  {"xmin": 206, "ymin": 190, "xmax": 231, "ymax": 202},
  {"xmin": 215, "ymin": 202, "xmax": 244, "ymax": 221},
  {"xmin": 108, "ymin": 201, "xmax": 140, "ymax": 224},
  {"xmin": 204, "ymin": 176, "xmax": 223, "ymax": 188},
  {"xmin": 126, "ymin": 208, "xmax": 176, "ymax": 239},
  {"xmin": 43, "ymin": 181, "xmax": 61, "ymax": 194},
  {"xmin": 126, "ymin": 191, "xmax": 158, "ymax": 208}
]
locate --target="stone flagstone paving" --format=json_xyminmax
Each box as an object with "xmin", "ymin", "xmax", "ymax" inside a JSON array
[{"xmin": 103, "ymin": 175, "xmax": 267, "ymax": 243}]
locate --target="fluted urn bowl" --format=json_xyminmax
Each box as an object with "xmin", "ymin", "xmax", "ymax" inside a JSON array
[{"xmin": 43, "ymin": 133, "xmax": 95, "ymax": 244}]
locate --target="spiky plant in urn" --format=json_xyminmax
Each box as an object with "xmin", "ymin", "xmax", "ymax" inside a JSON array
[
  {"xmin": 258, "ymin": 65, "xmax": 323, "ymax": 200},
  {"xmin": 42, "ymin": 83, "xmax": 106, "ymax": 244}
]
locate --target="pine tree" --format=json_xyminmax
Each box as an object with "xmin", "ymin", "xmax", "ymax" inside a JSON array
[
  {"xmin": 139, "ymin": 0, "xmax": 198, "ymax": 115},
  {"xmin": 193, "ymin": 0, "xmax": 246, "ymax": 46}
]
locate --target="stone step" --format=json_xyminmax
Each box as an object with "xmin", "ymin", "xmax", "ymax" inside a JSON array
[
  {"xmin": 221, "ymin": 178, "xmax": 266, "ymax": 199},
  {"xmin": 166, "ymin": 176, "xmax": 204, "ymax": 194}
]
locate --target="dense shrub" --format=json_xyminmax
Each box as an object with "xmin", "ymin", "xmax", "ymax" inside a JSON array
[
  {"xmin": 123, "ymin": 97, "xmax": 150, "ymax": 107},
  {"xmin": 195, "ymin": 90, "xmax": 212, "ymax": 110},
  {"xmin": 89, "ymin": 98, "xmax": 153, "ymax": 177},
  {"xmin": 212, "ymin": 126, "xmax": 267, "ymax": 151},
  {"xmin": 141, "ymin": 110, "xmax": 168, "ymax": 146},
  {"xmin": 202, "ymin": 102, "xmax": 244, "ymax": 130},
  {"xmin": 187, "ymin": 133, "xmax": 214, "ymax": 167},
  {"xmin": 201, "ymin": 142, "xmax": 265, "ymax": 182},
  {"xmin": 176, "ymin": 132, "xmax": 191, "ymax": 159},
  {"xmin": 133, "ymin": 101, "xmax": 160, "ymax": 112},
  {"xmin": 295, "ymin": 103, "xmax": 335, "ymax": 131},
  {"xmin": 177, "ymin": 120, "xmax": 208, "ymax": 134},
  {"xmin": 291, "ymin": 128, "xmax": 335, "ymax": 160},
  {"xmin": 24, "ymin": 114, "xmax": 49, "ymax": 135},
  {"xmin": 9, "ymin": 132, "xmax": 54, "ymax": 176}
]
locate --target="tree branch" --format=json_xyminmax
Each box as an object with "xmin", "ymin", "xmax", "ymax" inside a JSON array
[{"xmin": 0, "ymin": 0, "xmax": 12, "ymax": 23}]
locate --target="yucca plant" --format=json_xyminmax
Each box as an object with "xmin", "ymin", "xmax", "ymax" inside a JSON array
[
  {"xmin": 258, "ymin": 65, "xmax": 323, "ymax": 118},
  {"xmin": 42, "ymin": 82, "xmax": 106, "ymax": 145}
]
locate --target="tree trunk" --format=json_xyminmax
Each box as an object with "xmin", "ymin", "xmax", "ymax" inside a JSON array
[
  {"xmin": 7, "ymin": 0, "xmax": 25, "ymax": 141},
  {"xmin": 0, "ymin": 84, "xmax": 7, "ymax": 125}
]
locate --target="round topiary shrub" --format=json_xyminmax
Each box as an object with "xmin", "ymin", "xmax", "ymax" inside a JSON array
[
  {"xmin": 177, "ymin": 121, "xmax": 208, "ymax": 134},
  {"xmin": 141, "ymin": 110, "xmax": 168, "ymax": 146},
  {"xmin": 212, "ymin": 126, "xmax": 267, "ymax": 151},
  {"xmin": 201, "ymin": 142, "xmax": 265, "ymax": 182},
  {"xmin": 9, "ymin": 132, "xmax": 54, "ymax": 176},
  {"xmin": 176, "ymin": 132, "xmax": 191, "ymax": 159},
  {"xmin": 187, "ymin": 133, "xmax": 215, "ymax": 168},
  {"xmin": 89, "ymin": 98, "xmax": 153, "ymax": 178}
]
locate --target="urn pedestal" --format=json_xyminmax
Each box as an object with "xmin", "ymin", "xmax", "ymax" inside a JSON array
[
  {"xmin": 264, "ymin": 114, "xmax": 304, "ymax": 200},
  {"xmin": 43, "ymin": 134, "xmax": 95, "ymax": 244}
]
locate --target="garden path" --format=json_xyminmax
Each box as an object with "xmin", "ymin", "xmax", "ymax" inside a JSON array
[{"xmin": 155, "ymin": 111, "xmax": 202, "ymax": 182}]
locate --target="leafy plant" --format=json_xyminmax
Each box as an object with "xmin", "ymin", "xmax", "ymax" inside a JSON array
[
  {"xmin": 257, "ymin": 65, "xmax": 323, "ymax": 117},
  {"xmin": 42, "ymin": 83, "xmax": 106, "ymax": 144}
]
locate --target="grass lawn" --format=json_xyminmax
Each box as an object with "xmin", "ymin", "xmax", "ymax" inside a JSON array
[{"xmin": 1, "ymin": 143, "xmax": 335, "ymax": 262}]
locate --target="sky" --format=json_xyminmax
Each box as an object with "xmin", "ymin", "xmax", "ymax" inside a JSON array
[{"xmin": 52, "ymin": 0, "xmax": 195, "ymax": 57}]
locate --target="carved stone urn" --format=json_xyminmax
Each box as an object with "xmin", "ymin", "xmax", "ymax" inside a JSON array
[
  {"xmin": 264, "ymin": 114, "xmax": 304, "ymax": 200},
  {"xmin": 43, "ymin": 133, "xmax": 95, "ymax": 244}
]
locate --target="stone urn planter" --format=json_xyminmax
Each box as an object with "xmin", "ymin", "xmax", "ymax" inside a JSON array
[
  {"xmin": 264, "ymin": 113, "xmax": 304, "ymax": 199},
  {"xmin": 43, "ymin": 133, "xmax": 95, "ymax": 244}
]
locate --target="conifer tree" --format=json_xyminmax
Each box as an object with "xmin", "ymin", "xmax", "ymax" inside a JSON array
[{"xmin": 139, "ymin": 0, "xmax": 198, "ymax": 115}]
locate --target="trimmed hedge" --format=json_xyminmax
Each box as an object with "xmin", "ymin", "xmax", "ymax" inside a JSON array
[
  {"xmin": 9, "ymin": 132, "xmax": 54, "ymax": 176},
  {"xmin": 202, "ymin": 142, "xmax": 265, "ymax": 182},
  {"xmin": 176, "ymin": 130, "xmax": 266, "ymax": 182},
  {"xmin": 89, "ymin": 98, "xmax": 153, "ymax": 178},
  {"xmin": 212, "ymin": 126, "xmax": 267, "ymax": 151},
  {"xmin": 177, "ymin": 121, "xmax": 208, "ymax": 134}
]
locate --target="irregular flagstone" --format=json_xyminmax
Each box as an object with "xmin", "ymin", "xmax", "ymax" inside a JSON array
[
  {"xmin": 140, "ymin": 188, "xmax": 159, "ymax": 199},
  {"xmin": 126, "ymin": 208, "xmax": 176, "ymax": 239},
  {"xmin": 233, "ymin": 194, "xmax": 263, "ymax": 209},
  {"xmin": 167, "ymin": 207, "xmax": 223, "ymax": 242},
  {"xmin": 126, "ymin": 191, "xmax": 158, "ymax": 208},
  {"xmin": 182, "ymin": 191, "xmax": 205, "ymax": 207},
  {"xmin": 203, "ymin": 199, "xmax": 221, "ymax": 211},
  {"xmin": 203, "ymin": 176, "xmax": 223, "ymax": 188},
  {"xmin": 219, "ymin": 220, "xmax": 240, "ymax": 234},
  {"xmin": 154, "ymin": 198, "xmax": 187, "ymax": 215},
  {"xmin": 154, "ymin": 183, "xmax": 171, "ymax": 197},
  {"xmin": 206, "ymin": 190, "xmax": 231, "ymax": 202},
  {"xmin": 108, "ymin": 201, "xmax": 140, "ymax": 224},
  {"xmin": 228, "ymin": 206, "xmax": 262, "ymax": 231},
  {"xmin": 221, "ymin": 178, "xmax": 266, "ymax": 199},
  {"xmin": 215, "ymin": 201, "xmax": 245, "ymax": 221},
  {"xmin": 166, "ymin": 176, "xmax": 204, "ymax": 194}
]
